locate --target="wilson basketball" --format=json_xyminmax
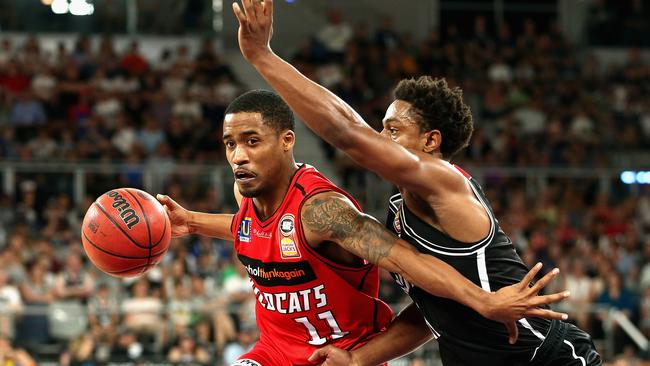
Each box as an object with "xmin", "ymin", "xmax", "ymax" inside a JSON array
[{"xmin": 81, "ymin": 188, "xmax": 171, "ymax": 277}]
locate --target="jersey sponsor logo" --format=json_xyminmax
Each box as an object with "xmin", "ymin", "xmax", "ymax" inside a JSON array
[
  {"xmin": 238, "ymin": 217, "xmax": 252, "ymax": 242},
  {"xmin": 238, "ymin": 254, "xmax": 316, "ymax": 287},
  {"xmin": 278, "ymin": 214, "xmax": 301, "ymax": 258},
  {"xmin": 252, "ymin": 283, "xmax": 327, "ymax": 314},
  {"xmin": 253, "ymin": 228, "xmax": 271, "ymax": 238},
  {"xmin": 233, "ymin": 359, "xmax": 261, "ymax": 366},
  {"xmin": 393, "ymin": 209, "xmax": 402, "ymax": 236}
]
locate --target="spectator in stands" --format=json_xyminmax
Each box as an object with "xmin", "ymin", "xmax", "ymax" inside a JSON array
[
  {"xmin": 167, "ymin": 280, "xmax": 195, "ymax": 338},
  {"xmin": 222, "ymin": 327, "xmax": 256, "ymax": 365},
  {"xmin": 167, "ymin": 331, "xmax": 210, "ymax": 364},
  {"xmin": 0, "ymin": 269, "xmax": 22, "ymax": 340},
  {"xmin": 9, "ymin": 91, "xmax": 46, "ymax": 128},
  {"xmin": 317, "ymin": 8, "xmax": 352, "ymax": 61},
  {"xmin": 17, "ymin": 259, "xmax": 55, "ymax": 347},
  {"xmin": 53, "ymin": 253, "xmax": 94, "ymax": 304},
  {"xmin": 60, "ymin": 334, "xmax": 95, "ymax": 366},
  {"xmin": 87, "ymin": 283, "xmax": 119, "ymax": 342},
  {"xmin": 121, "ymin": 279, "xmax": 164, "ymax": 345},
  {"xmin": 563, "ymin": 259, "xmax": 596, "ymax": 332}
]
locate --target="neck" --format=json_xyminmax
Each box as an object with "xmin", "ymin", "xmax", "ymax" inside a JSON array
[{"xmin": 253, "ymin": 161, "xmax": 299, "ymax": 221}]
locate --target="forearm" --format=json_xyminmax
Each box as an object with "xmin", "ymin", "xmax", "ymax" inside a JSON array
[
  {"xmin": 302, "ymin": 193, "xmax": 491, "ymax": 315},
  {"xmin": 385, "ymin": 244, "xmax": 490, "ymax": 317},
  {"xmin": 252, "ymin": 52, "xmax": 371, "ymax": 148},
  {"xmin": 188, "ymin": 212, "xmax": 234, "ymax": 241},
  {"xmin": 351, "ymin": 303, "xmax": 433, "ymax": 366}
]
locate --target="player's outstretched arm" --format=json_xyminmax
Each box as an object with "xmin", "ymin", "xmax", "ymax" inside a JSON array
[
  {"xmin": 301, "ymin": 191, "xmax": 570, "ymax": 344},
  {"xmin": 232, "ymin": 0, "xmax": 452, "ymax": 196},
  {"xmin": 157, "ymin": 194, "xmax": 234, "ymax": 241},
  {"xmin": 309, "ymin": 302, "xmax": 433, "ymax": 366}
]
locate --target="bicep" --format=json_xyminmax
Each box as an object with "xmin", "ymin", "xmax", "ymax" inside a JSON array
[
  {"xmin": 300, "ymin": 192, "xmax": 408, "ymax": 272},
  {"xmin": 343, "ymin": 128, "xmax": 460, "ymax": 196}
]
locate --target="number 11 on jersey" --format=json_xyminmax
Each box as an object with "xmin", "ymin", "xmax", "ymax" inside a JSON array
[{"xmin": 294, "ymin": 310, "xmax": 350, "ymax": 345}]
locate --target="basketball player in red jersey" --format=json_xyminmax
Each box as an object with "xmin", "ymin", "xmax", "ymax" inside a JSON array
[
  {"xmin": 232, "ymin": 1, "xmax": 600, "ymax": 365},
  {"xmin": 157, "ymin": 89, "xmax": 569, "ymax": 365}
]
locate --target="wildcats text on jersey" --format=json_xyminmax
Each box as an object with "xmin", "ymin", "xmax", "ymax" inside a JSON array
[
  {"xmin": 238, "ymin": 254, "xmax": 317, "ymax": 287},
  {"xmin": 252, "ymin": 283, "xmax": 328, "ymax": 314}
]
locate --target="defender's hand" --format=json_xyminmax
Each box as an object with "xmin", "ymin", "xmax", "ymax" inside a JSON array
[
  {"xmin": 232, "ymin": 0, "xmax": 274, "ymax": 63},
  {"xmin": 309, "ymin": 345, "xmax": 358, "ymax": 366},
  {"xmin": 482, "ymin": 263, "xmax": 570, "ymax": 344},
  {"xmin": 156, "ymin": 194, "xmax": 193, "ymax": 238}
]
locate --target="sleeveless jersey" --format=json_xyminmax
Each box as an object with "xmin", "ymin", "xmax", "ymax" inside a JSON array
[
  {"xmin": 232, "ymin": 165, "xmax": 393, "ymax": 365},
  {"xmin": 386, "ymin": 164, "xmax": 550, "ymax": 366}
]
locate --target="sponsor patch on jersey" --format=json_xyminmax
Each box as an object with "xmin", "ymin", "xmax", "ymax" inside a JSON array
[
  {"xmin": 279, "ymin": 214, "xmax": 295, "ymax": 235},
  {"xmin": 238, "ymin": 217, "xmax": 252, "ymax": 243},
  {"xmin": 393, "ymin": 209, "xmax": 402, "ymax": 235},
  {"xmin": 280, "ymin": 237, "xmax": 301, "ymax": 258},
  {"xmin": 233, "ymin": 359, "xmax": 261, "ymax": 366},
  {"xmin": 253, "ymin": 228, "xmax": 271, "ymax": 238},
  {"xmin": 238, "ymin": 254, "xmax": 316, "ymax": 286},
  {"xmin": 278, "ymin": 214, "xmax": 301, "ymax": 258}
]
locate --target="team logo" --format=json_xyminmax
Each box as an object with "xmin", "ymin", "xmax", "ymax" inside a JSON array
[
  {"xmin": 278, "ymin": 214, "xmax": 300, "ymax": 258},
  {"xmin": 393, "ymin": 209, "xmax": 402, "ymax": 236},
  {"xmin": 279, "ymin": 214, "xmax": 295, "ymax": 235},
  {"xmin": 239, "ymin": 217, "xmax": 252, "ymax": 243}
]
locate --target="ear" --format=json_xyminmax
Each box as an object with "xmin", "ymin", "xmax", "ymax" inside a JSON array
[
  {"xmin": 281, "ymin": 130, "xmax": 295, "ymax": 152},
  {"xmin": 422, "ymin": 130, "xmax": 441, "ymax": 154}
]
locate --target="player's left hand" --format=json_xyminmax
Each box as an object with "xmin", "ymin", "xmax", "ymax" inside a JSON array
[
  {"xmin": 482, "ymin": 262, "xmax": 570, "ymax": 345},
  {"xmin": 308, "ymin": 345, "xmax": 357, "ymax": 366},
  {"xmin": 233, "ymin": 0, "xmax": 274, "ymax": 63}
]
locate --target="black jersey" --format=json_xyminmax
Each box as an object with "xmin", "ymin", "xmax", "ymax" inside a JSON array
[{"xmin": 386, "ymin": 165, "xmax": 550, "ymax": 365}]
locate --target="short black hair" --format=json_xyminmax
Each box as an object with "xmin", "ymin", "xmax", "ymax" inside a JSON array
[
  {"xmin": 225, "ymin": 90, "xmax": 294, "ymax": 132},
  {"xmin": 393, "ymin": 76, "xmax": 474, "ymax": 159}
]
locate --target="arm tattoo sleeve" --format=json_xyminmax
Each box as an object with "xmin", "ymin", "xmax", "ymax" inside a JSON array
[{"xmin": 302, "ymin": 196, "xmax": 397, "ymax": 264}]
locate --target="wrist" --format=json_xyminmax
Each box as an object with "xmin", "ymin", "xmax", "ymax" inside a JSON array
[
  {"xmin": 186, "ymin": 210, "xmax": 198, "ymax": 235},
  {"xmin": 249, "ymin": 47, "xmax": 276, "ymax": 66},
  {"xmin": 474, "ymin": 290, "xmax": 493, "ymax": 319},
  {"xmin": 350, "ymin": 351, "xmax": 364, "ymax": 366}
]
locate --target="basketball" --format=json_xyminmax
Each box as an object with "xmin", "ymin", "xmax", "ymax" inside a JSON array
[{"xmin": 81, "ymin": 188, "xmax": 171, "ymax": 278}]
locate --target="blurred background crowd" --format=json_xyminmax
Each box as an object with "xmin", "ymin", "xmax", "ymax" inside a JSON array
[{"xmin": 0, "ymin": 0, "xmax": 649, "ymax": 365}]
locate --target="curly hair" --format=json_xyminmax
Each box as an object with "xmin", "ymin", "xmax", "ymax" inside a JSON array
[{"xmin": 393, "ymin": 76, "xmax": 474, "ymax": 159}]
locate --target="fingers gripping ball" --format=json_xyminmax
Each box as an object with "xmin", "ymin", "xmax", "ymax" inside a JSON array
[{"xmin": 81, "ymin": 188, "xmax": 171, "ymax": 277}]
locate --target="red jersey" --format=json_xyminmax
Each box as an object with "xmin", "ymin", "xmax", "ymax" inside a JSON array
[{"xmin": 231, "ymin": 165, "xmax": 393, "ymax": 365}]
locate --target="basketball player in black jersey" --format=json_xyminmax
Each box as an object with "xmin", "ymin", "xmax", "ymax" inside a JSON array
[{"xmin": 232, "ymin": 1, "xmax": 601, "ymax": 365}]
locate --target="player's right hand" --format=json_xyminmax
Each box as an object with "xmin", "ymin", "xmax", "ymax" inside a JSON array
[
  {"xmin": 308, "ymin": 345, "xmax": 358, "ymax": 366},
  {"xmin": 156, "ymin": 194, "xmax": 193, "ymax": 238},
  {"xmin": 483, "ymin": 263, "xmax": 570, "ymax": 345}
]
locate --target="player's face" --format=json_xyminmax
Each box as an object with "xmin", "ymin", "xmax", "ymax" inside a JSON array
[
  {"xmin": 380, "ymin": 100, "xmax": 430, "ymax": 151},
  {"xmin": 223, "ymin": 112, "xmax": 290, "ymax": 198}
]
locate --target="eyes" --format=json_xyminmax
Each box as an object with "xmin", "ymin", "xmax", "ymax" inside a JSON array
[
  {"xmin": 224, "ymin": 138, "xmax": 260, "ymax": 149},
  {"xmin": 386, "ymin": 127, "xmax": 398, "ymax": 140}
]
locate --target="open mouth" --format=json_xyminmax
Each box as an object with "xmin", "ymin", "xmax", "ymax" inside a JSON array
[{"xmin": 234, "ymin": 169, "xmax": 257, "ymax": 183}]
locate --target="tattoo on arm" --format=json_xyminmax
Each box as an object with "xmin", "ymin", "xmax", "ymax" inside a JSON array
[{"xmin": 302, "ymin": 196, "xmax": 397, "ymax": 264}]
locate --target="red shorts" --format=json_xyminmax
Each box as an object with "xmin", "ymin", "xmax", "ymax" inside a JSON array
[
  {"xmin": 233, "ymin": 340, "xmax": 387, "ymax": 366},
  {"xmin": 233, "ymin": 341, "xmax": 289, "ymax": 365}
]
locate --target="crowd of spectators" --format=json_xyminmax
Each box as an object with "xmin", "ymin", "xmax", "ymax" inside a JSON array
[{"xmin": 0, "ymin": 9, "xmax": 649, "ymax": 366}]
